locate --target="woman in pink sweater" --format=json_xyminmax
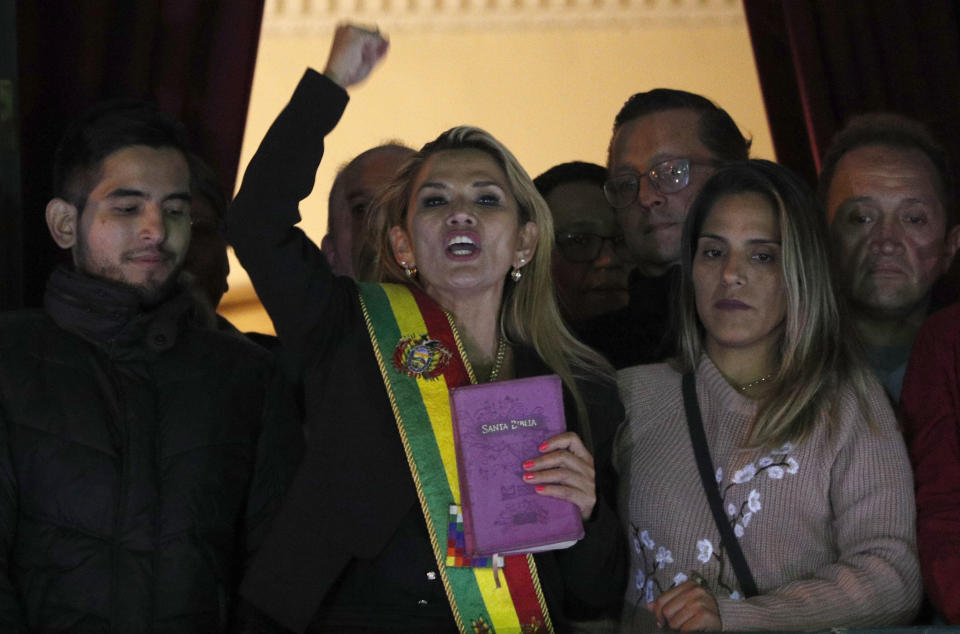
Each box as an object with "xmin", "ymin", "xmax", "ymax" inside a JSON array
[{"xmin": 615, "ymin": 160, "xmax": 921, "ymax": 631}]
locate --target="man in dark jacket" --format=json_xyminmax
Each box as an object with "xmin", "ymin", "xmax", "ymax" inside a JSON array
[
  {"xmin": 578, "ymin": 90, "xmax": 750, "ymax": 368},
  {"xmin": 0, "ymin": 101, "xmax": 303, "ymax": 632}
]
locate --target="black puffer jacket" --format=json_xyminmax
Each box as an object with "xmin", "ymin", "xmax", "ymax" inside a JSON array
[{"xmin": 0, "ymin": 268, "xmax": 303, "ymax": 633}]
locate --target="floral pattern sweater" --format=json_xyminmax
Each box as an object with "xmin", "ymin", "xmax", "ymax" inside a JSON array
[{"xmin": 614, "ymin": 357, "xmax": 921, "ymax": 630}]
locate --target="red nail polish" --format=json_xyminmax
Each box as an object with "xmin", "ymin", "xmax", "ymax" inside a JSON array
[
  {"xmin": 522, "ymin": 460, "xmax": 534, "ymax": 469},
  {"xmin": 524, "ymin": 473, "xmax": 535, "ymax": 481},
  {"xmin": 535, "ymin": 485, "xmax": 545, "ymax": 492},
  {"xmin": 538, "ymin": 442, "xmax": 549, "ymax": 452}
]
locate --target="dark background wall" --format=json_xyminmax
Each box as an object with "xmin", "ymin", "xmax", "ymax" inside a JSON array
[{"xmin": 0, "ymin": 0, "xmax": 21, "ymax": 310}]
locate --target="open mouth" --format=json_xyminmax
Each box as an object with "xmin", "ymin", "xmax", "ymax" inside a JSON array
[
  {"xmin": 715, "ymin": 298, "xmax": 750, "ymax": 310},
  {"xmin": 446, "ymin": 234, "xmax": 479, "ymax": 257}
]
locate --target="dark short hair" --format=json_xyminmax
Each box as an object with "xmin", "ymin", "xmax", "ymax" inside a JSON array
[
  {"xmin": 533, "ymin": 161, "xmax": 607, "ymax": 199},
  {"xmin": 52, "ymin": 100, "xmax": 191, "ymax": 211},
  {"xmin": 818, "ymin": 112, "xmax": 955, "ymax": 226},
  {"xmin": 610, "ymin": 89, "xmax": 751, "ymax": 164},
  {"xmin": 188, "ymin": 152, "xmax": 227, "ymax": 221}
]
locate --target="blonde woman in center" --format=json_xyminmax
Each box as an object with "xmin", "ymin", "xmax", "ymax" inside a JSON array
[
  {"xmin": 228, "ymin": 24, "xmax": 626, "ymax": 632},
  {"xmin": 615, "ymin": 159, "xmax": 920, "ymax": 631}
]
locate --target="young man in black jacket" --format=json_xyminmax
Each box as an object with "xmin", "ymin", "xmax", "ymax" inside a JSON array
[{"xmin": 0, "ymin": 101, "xmax": 303, "ymax": 632}]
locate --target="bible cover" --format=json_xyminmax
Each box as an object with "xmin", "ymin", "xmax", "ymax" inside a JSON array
[{"xmin": 450, "ymin": 374, "xmax": 584, "ymax": 556}]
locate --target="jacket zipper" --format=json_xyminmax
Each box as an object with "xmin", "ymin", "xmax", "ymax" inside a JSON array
[{"xmin": 102, "ymin": 355, "xmax": 128, "ymax": 630}]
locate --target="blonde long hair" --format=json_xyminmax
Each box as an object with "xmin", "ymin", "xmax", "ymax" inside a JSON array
[
  {"xmin": 677, "ymin": 160, "xmax": 879, "ymax": 448},
  {"xmin": 367, "ymin": 126, "xmax": 613, "ymax": 450}
]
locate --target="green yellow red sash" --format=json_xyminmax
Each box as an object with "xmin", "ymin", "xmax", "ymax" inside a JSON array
[{"xmin": 357, "ymin": 282, "xmax": 553, "ymax": 634}]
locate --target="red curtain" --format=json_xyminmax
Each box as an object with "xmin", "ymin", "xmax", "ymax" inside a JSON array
[
  {"xmin": 16, "ymin": 0, "xmax": 264, "ymax": 307},
  {"xmin": 743, "ymin": 0, "xmax": 960, "ymax": 188},
  {"xmin": 743, "ymin": 0, "xmax": 960, "ymax": 303}
]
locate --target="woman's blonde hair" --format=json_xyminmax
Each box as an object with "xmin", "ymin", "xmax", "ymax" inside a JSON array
[
  {"xmin": 366, "ymin": 126, "xmax": 613, "ymax": 450},
  {"xmin": 677, "ymin": 159, "xmax": 878, "ymax": 448}
]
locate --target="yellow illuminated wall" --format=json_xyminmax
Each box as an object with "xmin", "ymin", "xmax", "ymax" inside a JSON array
[{"xmin": 220, "ymin": 0, "xmax": 773, "ymax": 333}]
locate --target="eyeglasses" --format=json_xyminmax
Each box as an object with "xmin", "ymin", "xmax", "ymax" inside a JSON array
[
  {"xmin": 554, "ymin": 232, "xmax": 627, "ymax": 263},
  {"xmin": 603, "ymin": 158, "xmax": 715, "ymax": 209}
]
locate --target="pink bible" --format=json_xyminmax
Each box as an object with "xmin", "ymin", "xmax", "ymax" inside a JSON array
[{"xmin": 450, "ymin": 374, "xmax": 584, "ymax": 557}]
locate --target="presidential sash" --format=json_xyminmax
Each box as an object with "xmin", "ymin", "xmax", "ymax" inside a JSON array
[{"xmin": 357, "ymin": 282, "xmax": 553, "ymax": 634}]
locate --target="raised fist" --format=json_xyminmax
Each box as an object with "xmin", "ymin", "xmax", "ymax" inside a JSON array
[{"xmin": 323, "ymin": 23, "xmax": 389, "ymax": 89}]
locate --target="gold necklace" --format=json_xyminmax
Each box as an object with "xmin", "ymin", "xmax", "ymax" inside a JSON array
[
  {"xmin": 442, "ymin": 310, "xmax": 507, "ymax": 384},
  {"xmin": 737, "ymin": 373, "xmax": 774, "ymax": 392},
  {"xmin": 488, "ymin": 336, "xmax": 507, "ymax": 382}
]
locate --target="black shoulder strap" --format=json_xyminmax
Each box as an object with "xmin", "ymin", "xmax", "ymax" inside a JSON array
[{"xmin": 682, "ymin": 372, "xmax": 759, "ymax": 598}]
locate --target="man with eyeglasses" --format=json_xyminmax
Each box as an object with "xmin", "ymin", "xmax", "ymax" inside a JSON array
[
  {"xmin": 577, "ymin": 89, "xmax": 750, "ymax": 368},
  {"xmin": 534, "ymin": 161, "xmax": 631, "ymax": 326}
]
